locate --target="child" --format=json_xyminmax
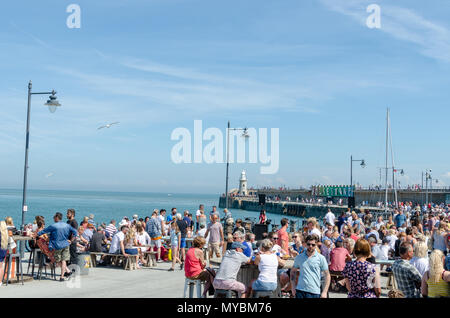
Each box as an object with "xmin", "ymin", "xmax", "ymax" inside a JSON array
[{"xmin": 169, "ymin": 221, "xmax": 181, "ymax": 271}]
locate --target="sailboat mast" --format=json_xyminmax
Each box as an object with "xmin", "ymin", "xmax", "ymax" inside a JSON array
[
  {"xmin": 389, "ymin": 113, "xmax": 398, "ymax": 208},
  {"xmin": 385, "ymin": 108, "xmax": 389, "ymax": 214}
]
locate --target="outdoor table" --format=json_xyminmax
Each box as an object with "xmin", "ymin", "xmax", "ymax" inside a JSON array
[
  {"xmin": 375, "ymin": 259, "xmax": 396, "ymax": 289},
  {"xmin": 7, "ymin": 235, "xmax": 33, "ymax": 280},
  {"xmin": 210, "ymin": 256, "xmax": 293, "ymax": 297}
]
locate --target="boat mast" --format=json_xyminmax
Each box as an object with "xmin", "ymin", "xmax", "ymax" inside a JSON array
[
  {"xmin": 385, "ymin": 108, "xmax": 389, "ymax": 214},
  {"xmin": 389, "ymin": 111, "xmax": 398, "ymax": 208}
]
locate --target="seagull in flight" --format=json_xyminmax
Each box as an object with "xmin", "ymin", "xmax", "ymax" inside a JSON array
[{"xmin": 98, "ymin": 122, "xmax": 120, "ymax": 130}]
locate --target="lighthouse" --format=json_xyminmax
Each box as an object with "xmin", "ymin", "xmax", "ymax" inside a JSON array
[{"xmin": 239, "ymin": 170, "xmax": 248, "ymax": 196}]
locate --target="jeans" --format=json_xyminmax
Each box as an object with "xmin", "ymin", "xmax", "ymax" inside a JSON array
[{"xmin": 295, "ymin": 290, "xmax": 320, "ymax": 298}]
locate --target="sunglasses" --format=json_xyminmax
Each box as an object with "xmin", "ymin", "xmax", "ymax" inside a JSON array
[
  {"xmin": 292, "ymin": 236, "xmax": 298, "ymax": 238},
  {"xmin": 272, "ymin": 237, "xmax": 278, "ymax": 240},
  {"xmin": 307, "ymin": 243, "xmax": 316, "ymax": 247}
]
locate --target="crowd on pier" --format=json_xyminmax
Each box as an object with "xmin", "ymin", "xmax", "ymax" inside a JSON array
[{"xmin": 1, "ymin": 202, "xmax": 449, "ymax": 298}]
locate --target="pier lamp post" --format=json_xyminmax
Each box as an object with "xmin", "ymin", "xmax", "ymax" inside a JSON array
[
  {"xmin": 225, "ymin": 121, "xmax": 250, "ymax": 210},
  {"xmin": 425, "ymin": 169, "xmax": 432, "ymax": 206},
  {"xmin": 350, "ymin": 155, "xmax": 366, "ymax": 188},
  {"xmin": 20, "ymin": 81, "xmax": 61, "ymax": 256}
]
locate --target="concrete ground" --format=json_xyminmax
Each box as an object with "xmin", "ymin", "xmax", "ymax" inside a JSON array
[{"xmin": 0, "ymin": 254, "xmax": 390, "ymax": 298}]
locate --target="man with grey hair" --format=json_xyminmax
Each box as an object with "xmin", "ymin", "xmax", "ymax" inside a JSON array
[
  {"xmin": 213, "ymin": 242, "xmax": 250, "ymax": 298},
  {"xmin": 205, "ymin": 213, "xmax": 224, "ymax": 259},
  {"xmin": 392, "ymin": 242, "xmax": 422, "ymax": 297}
]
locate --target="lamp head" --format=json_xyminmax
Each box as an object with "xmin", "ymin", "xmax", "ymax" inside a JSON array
[
  {"xmin": 360, "ymin": 160, "xmax": 366, "ymax": 168},
  {"xmin": 44, "ymin": 90, "xmax": 61, "ymax": 113},
  {"xmin": 242, "ymin": 128, "xmax": 250, "ymax": 138}
]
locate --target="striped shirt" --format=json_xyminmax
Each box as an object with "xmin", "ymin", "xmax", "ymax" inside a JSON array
[{"xmin": 105, "ymin": 224, "xmax": 117, "ymax": 238}]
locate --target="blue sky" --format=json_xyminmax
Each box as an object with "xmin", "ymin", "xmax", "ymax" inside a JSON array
[{"xmin": 0, "ymin": 0, "xmax": 449, "ymax": 193}]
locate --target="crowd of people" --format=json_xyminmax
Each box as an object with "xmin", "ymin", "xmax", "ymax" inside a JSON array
[{"xmin": 1, "ymin": 201, "xmax": 449, "ymax": 298}]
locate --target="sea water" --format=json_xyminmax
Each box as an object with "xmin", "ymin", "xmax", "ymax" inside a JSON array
[{"xmin": 0, "ymin": 189, "xmax": 304, "ymax": 228}]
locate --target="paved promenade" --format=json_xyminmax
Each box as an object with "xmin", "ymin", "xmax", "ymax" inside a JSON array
[{"xmin": 0, "ymin": 256, "xmax": 390, "ymax": 298}]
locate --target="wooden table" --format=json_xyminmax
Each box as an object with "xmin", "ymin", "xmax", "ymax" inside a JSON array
[{"xmin": 210, "ymin": 257, "xmax": 294, "ymax": 297}]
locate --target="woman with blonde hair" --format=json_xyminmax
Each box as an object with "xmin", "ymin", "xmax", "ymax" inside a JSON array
[
  {"xmin": 5, "ymin": 216, "xmax": 14, "ymax": 229},
  {"xmin": 410, "ymin": 241, "xmax": 429, "ymax": 276},
  {"xmin": 123, "ymin": 227, "xmax": 140, "ymax": 268},
  {"xmin": 421, "ymin": 249, "xmax": 450, "ymax": 298},
  {"xmin": 248, "ymin": 239, "xmax": 285, "ymax": 297},
  {"xmin": 0, "ymin": 221, "xmax": 9, "ymax": 286}
]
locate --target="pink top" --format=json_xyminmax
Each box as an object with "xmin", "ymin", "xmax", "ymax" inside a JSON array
[
  {"xmin": 184, "ymin": 247, "xmax": 203, "ymax": 278},
  {"xmin": 329, "ymin": 247, "xmax": 350, "ymax": 272}
]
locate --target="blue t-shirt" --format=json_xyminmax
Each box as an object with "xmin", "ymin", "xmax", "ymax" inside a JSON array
[
  {"xmin": 291, "ymin": 243, "xmax": 305, "ymax": 255},
  {"xmin": 242, "ymin": 241, "xmax": 252, "ymax": 257},
  {"xmin": 38, "ymin": 221, "xmax": 78, "ymax": 251},
  {"xmin": 293, "ymin": 250, "xmax": 328, "ymax": 295},
  {"xmin": 394, "ymin": 214, "xmax": 406, "ymax": 228},
  {"xmin": 166, "ymin": 214, "xmax": 173, "ymax": 222}
]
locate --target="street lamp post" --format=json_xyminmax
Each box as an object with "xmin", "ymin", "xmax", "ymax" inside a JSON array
[
  {"xmin": 425, "ymin": 169, "xmax": 432, "ymax": 206},
  {"xmin": 225, "ymin": 121, "xmax": 249, "ymax": 210},
  {"xmin": 20, "ymin": 80, "xmax": 61, "ymax": 256}
]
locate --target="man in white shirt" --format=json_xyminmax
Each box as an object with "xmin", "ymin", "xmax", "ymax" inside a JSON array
[
  {"xmin": 324, "ymin": 209, "xmax": 335, "ymax": 226},
  {"xmin": 109, "ymin": 225, "xmax": 129, "ymax": 254},
  {"xmin": 372, "ymin": 215, "xmax": 385, "ymax": 230}
]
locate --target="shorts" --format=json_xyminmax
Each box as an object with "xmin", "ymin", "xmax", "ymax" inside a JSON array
[
  {"xmin": 213, "ymin": 279, "xmax": 246, "ymax": 295},
  {"xmin": 150, "ymin": 238, "xmax": 161, "ymax": 248},
  {"xmin": 0, "ymin": 249, "xmax": 7, "ymax": 262},
  {"xmin": 124, "ymin": 248, "xmax": 138, "ymax": 255},
  {"xmin": 54, "ymin": 246, "xmax": 70, "ymax": 262},
  {"xmin": 180, "ymin": 238, "xmax": 186, "ymax": 249},
  {"xmin": 295, "ymin": 290, "xmax": 320, "ymax": 298},
  {"xmin": 208, "ymin": 242, "xmax": 221, "ymax": 255},
  {"xmin": 252, "ymin": 279, "xmax": 277, "ymax": 292}
]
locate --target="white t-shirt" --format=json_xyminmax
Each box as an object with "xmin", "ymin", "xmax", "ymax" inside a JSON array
[
  {"xmin": 109, "ymin": 231, "xmax": 125, "ymax": 254},
  {"xmin": 372, "ymin": 244, "xmax": 389, "ymax": 260},
  {"xmin": 385, "ymin": 235, "xmax": 397, "ymax": 251},
  {"xmin": 196, "ymin": 210, "xmax": 202, "ymax": 217},
  {"xmin": 257, "ymin": 253, "xmax": 278, "ymax": 283},
  {"xmin": 410, "ymin": 257, "xmax": 429, "ymax": 277},
  {"xmin": 309, "ymin": 228, "xmax": 322, "ymax": 240},
  {"xmin": 325, "ymin": 212, "xmax": 335, "ymax": 226}
]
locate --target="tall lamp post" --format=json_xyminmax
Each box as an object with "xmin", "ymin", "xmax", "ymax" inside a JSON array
[
  {"xmin": 20, "ymin": 80, "xmax": 61, "ymax": 256},
  {"xmin": 225, "ymin": 121, "xmax": 249, "ymax": 210},
  {"xmin": 425, "ymin": 169, "xmax": 432, "ymax": 206}
]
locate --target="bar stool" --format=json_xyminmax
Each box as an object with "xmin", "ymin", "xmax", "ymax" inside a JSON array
[
  {"xmin": 27, "ymin": 248, "xmax": 39, "ymax": 276},
  {"xmin": 183, "ymin": 278, "xmax": 205, "ymax": 298},
  {"xmin": 214, "ymin": 289, "xmax": 238, "ymax": 298},
  {"xmin": 3, "ymin": 252, "xmax": 24, "ymax": 286},
  {"xmin": 252, "ymin": 290, "xmax": 274, "ymax": 298},
  {"xmin": 36, "ymin": 250, "xmax": 56, "ymax": 280}
]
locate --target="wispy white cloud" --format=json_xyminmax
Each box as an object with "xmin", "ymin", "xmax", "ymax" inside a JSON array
[{"xmin": 320, "ymin": 0, "xmax": 450, "ymax": 62}]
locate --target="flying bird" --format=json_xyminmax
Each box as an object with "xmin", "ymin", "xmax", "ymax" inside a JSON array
[
  {"xmin": 98, "ymin": 122, "xmax": 120, "ymax": 130},
  {"xmin": 45, "ymin": 172, "xmax": 54, "ymax": 178}
]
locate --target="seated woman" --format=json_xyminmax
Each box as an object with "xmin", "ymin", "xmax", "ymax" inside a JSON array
[
  {"xmin": 248, "ymin": 239, "xmax": 285, "ymax": 297},
  {"xmin": 135, "ymin": 223, "xmax": 150, "ymax": 266},
  {"xmin": 421, "ymin": 249, "xmax": 450, "ymax": 298},
  {"xmin": 184, "ymin": 236, "xmax": 210, "ymax": 281},
  {"xmin": 123, "ymin": 227, "xmax": 140, "ymax": 268}
]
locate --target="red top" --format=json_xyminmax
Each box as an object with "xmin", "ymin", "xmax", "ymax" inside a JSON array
[{"xmin": 184, "ymin": 247, "xmax": 203, "ymax": 278}]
